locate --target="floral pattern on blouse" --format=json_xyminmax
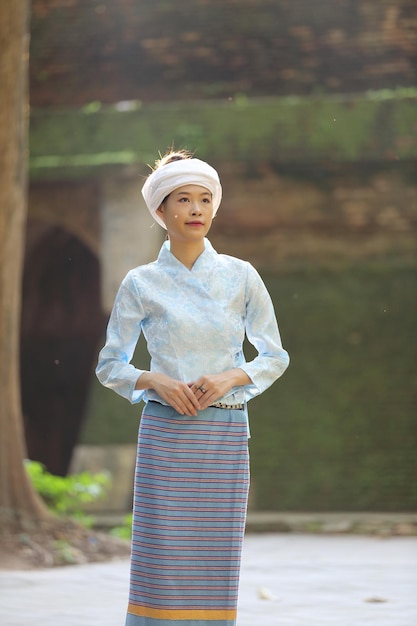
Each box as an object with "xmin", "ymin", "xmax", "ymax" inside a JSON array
[{"xmin": 96, "ymin": 239, "xmax": 289, "ymax": 412}]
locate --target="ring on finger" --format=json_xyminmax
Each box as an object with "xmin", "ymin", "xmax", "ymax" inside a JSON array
[{"xmin": 199, "ymin": 386, "xmax": 207, "ymax": 393}]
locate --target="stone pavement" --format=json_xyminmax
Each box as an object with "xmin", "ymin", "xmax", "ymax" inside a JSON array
[{"xmin": 1, "ymin": 533, "xmax": 416, "ymax": 626}]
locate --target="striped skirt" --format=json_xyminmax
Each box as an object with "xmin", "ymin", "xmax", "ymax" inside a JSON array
[{"xmin": 125, "ymin": 401, "xmax": 250, "ymax": 626}]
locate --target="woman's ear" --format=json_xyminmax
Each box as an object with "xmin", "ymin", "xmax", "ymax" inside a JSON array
[{"xmin": 156, "ymin": 205, "xmax": 165, "ymax": 223}]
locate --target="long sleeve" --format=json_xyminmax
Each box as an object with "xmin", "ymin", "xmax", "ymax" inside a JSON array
[
  {"xmin": 96, "ymin": 274, "xmax": 147, "ymax": 404},
  {"xmin": 95, "ymin": 240, "xmax": 289, "ymax": 409},
  {"xmin": 239, "ymin": 263, "xmax": 290, "ymax": 399}
]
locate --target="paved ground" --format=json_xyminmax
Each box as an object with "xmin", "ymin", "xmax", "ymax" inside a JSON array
[{"xmin": 1, "ymin": 533, "xmax": 416, "ymax": 626}]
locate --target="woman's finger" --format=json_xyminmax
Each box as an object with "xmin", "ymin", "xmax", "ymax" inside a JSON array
[
  {"xmin": 193, "ymin": 381, "xmax": 210, "ymax": 399},
  {"xmin": 200, "ymin": 391, "xmax": 217, "ymax": 410},
  {"xmin": 173, "ymin": 385, "xmax": 200, "ymax": 416}
]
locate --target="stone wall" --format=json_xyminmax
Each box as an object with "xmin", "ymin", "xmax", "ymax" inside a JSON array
[
  {"xmin": 30, "ymin": 0, "xmax": 417, "ymax": 106},
  {"xmin": 26, "ymin": 1, "xmax": 417, "ymax": 509},
  {"xmin": 28, "ymin": 181, "xmax": 100, "ymax": 256},
  {"xmin": 211, "ymin": 163, "xmax": 417, "ymax": 269}
]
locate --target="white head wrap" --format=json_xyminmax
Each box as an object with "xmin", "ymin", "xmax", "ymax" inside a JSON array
[{"xmin": 141, "ymin": 158, "xmax": 222, "ymax": 229}]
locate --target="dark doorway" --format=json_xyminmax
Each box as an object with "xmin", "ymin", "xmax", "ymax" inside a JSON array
[{"xmin": 20, "ymin": 223, "xmax": 105, "ymax": 476}]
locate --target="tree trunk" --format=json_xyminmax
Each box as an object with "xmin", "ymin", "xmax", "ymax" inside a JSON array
[{"xmin": 0, "ymin": 0, "xmax": 50, "ymax": 527}]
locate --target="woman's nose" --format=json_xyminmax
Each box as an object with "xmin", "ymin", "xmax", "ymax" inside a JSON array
[{"xmin": 191, "ymin": 202, "xmax": 202, "ymax": 214}]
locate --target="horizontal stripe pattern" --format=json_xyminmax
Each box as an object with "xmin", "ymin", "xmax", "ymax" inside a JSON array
[{"xmin": 126, "ymin": 402, "xmax": 249, "ymax": 626}]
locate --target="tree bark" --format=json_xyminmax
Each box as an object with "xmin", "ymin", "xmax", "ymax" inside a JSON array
[{"xmin": 0, "ymin": 0, "xmax": 50, "ymax": 527}]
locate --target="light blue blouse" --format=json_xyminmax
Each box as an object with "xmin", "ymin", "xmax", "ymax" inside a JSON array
[{"xmin": 96, "ymin": 239, "xmax": 289, "ymax": 412}]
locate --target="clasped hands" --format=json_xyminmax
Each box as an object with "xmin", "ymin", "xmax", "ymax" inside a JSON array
[{"xmin": 141, "ymin": 369, "xmax": 249, "ymax": 417}]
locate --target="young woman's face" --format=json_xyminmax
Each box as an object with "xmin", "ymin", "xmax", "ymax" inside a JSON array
[{"xmin": 156, "ymin": 184, "xmax": 214, "ymax": 243}]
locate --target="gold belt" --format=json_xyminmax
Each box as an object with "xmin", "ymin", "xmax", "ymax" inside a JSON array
[{"xmin": 210, "ymin": 402, "xmax": 244, "ymax": 410}]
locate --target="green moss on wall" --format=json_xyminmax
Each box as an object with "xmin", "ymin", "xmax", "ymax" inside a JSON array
[
  {"xmin": 29, "ymin": 89, "xmax": 417, "ymax": 179},
  {"xmin": 250, "ymin": 261, "xmax": 417, "ymax": 511},
  {"xmin": 80, "ymin": 334, "xmax": 150, "ymax": 445},
  {"xmin": 81, "ymin": 259, "xmax": 417, "ymax": 511}
]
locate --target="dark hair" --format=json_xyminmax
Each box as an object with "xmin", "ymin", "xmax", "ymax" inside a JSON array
[{"xmin": 154, "ymin": 148, "xmax": 194, "ymax": 170}]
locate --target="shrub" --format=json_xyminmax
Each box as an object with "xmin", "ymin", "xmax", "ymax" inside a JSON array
[
  {"xmin": 26, "ymin": 460, "xmax": 111, "ymax": 528},
  {"xmin": 109, "ymin": 513, "xmax": 133, "ymax": 540}
]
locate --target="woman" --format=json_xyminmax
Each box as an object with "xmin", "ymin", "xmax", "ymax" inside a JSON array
[{"xmin": 96, "ymin": 150, "xmax": 289, "ymax": 625}]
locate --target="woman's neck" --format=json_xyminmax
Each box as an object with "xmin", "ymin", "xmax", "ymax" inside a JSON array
[{"xmin": 169, "ymin": 238, "xmax": 206, "ymax": 270}]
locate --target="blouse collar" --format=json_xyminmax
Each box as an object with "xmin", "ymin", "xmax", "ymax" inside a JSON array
[{"xmin": 157, "ymin": 238, "xmax": 218, "ymax": 275}]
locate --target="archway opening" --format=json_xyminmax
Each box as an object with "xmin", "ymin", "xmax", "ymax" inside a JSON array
[{"xmin": 20, "ymin": 222, "xmax": 105, "ymax": 476}]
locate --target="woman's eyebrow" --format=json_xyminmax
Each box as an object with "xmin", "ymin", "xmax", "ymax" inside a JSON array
[{"xmin": 177, "ymin": 190, "xmax": 212, "ymax": 196}]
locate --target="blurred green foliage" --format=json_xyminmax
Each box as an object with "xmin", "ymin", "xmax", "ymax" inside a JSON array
[
  {"xmin": 109, "ymin": 513, "xmax": 133, "ymax": 541},
  {"xmin": 26, "ymin": 460, "xmax": 111, "ymax": 527}
]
